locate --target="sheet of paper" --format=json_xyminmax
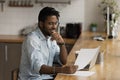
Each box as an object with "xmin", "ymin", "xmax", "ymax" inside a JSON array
[
  {"xmin": 59, "ymin": 71, "xmax": 95, "ymax": 77},
  {"xmin": 74, "ymin": 46, "xmax": 100, "ymax": 70}
]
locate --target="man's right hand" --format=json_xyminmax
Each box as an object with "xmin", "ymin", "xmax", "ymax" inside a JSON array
[{"xmin": 62, "ymin": 65, "xmax": 78, "ymax": 74}]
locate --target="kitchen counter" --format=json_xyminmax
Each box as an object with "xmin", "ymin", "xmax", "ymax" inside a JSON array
[
  {"xmin": 0, "ymin": 35, "xmax": 24, "ymax": 43},
  {"xmin": 0, "ymin": 35, "xmax": 76, "ymax": 44}
]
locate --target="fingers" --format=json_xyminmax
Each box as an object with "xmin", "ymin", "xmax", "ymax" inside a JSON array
[
  {"xmin": 74, "ymin": 65, "xmax": 78, "ymax": 70},
  {"xmin": 51, "ymin": 32, "xmax": 64, "ymax": 43},
  {"xmin": 62, "ymin": 65, "xmax": 78, "ymax": 74},
  {"xmin": 51, "ymin": 32, "xmax": 59, "ymax": 41},
  {"xmin": 70, "ymin": 65, "xmax": 78, "ymax": 74},
  {"xmin": 51, "ymin": 32, "xmax": 60, "ymax": 39}
]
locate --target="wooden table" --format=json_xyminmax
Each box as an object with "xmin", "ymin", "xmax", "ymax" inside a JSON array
[{"xmin": 55, "ymin": 32, "xmax": 120, "ymax": 80}]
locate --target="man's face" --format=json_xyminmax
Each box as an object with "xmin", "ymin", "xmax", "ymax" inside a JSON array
[{"xmin": 40, "ymin": 16, "xmax": 59, "ymax": 36}]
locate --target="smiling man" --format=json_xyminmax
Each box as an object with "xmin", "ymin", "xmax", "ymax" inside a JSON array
[{"xmin": 18, "ymin": 7, "xmax": 78, "ymax": 80}]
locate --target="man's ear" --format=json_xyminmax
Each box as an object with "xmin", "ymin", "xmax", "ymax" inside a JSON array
[{"xmin": 39, "ymin": 21, "xmax": 43, "ymax": 28}]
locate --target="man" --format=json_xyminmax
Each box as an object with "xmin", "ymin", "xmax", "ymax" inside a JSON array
[{"xmin": 19, "ymin": 7, "xmax": 78, "ymax": 80}]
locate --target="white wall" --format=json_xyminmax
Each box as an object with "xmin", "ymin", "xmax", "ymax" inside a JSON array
[
  {"xmin": 0, "ymin": 0, "xmax": 84, "ymax": 35},
  {"xmin": 85, "ymin": 0, "xmax": 102, "ymax": 31},
  {"xmin": 85, "ymin": 0, "xmax": 120, "ymax": 32},
  {"xmin": 0, "ymin": 0, "xmax": 120, "ymax": 35}
]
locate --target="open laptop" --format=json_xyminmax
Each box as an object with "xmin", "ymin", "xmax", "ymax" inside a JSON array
[{"xmin": 75, "ymin": 46, "xmax": 100, "ymax": 71}]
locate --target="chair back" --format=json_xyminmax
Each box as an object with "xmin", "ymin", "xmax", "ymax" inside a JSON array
[{"xmin": 12, "ymin": 68, "xmax": 19, "ymax": 80}]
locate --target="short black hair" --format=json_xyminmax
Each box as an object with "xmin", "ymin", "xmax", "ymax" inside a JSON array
[{"xmin": 38, "ymin": 7, "xmax": 60, "ymax": 22}]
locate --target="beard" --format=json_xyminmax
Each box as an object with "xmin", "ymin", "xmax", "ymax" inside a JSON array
[
  {"xmin": 39, "ymin": 23, "xmax": 57, "ymax": 37},
  {"xmin": 40, "ymin": 25, "xmax": 51, "ymax": 36}
]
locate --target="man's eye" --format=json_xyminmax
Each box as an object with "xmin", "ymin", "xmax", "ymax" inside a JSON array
[
  {"xmin": 48, "ymin": 22, "xmax": 58, "ymax": 25},
  {"xmin": 49, "ymin": 22, "xmax": 53, "ymax": 25}
]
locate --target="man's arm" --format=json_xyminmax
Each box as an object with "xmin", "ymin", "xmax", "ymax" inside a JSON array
[
  {"xmin": 39, "ymin": 32, "xmax": 78, "ymax": 75},
  {"xmin": 58, "ymin": 43, "xmax": 68, "ymax": 65},
  {"xmin": 51, "ymin": 32, "xmax": 68, "ymax": 64},
  {"xmin": 40, "ymin": 64, "xmax": 78, "ymax": 74}
]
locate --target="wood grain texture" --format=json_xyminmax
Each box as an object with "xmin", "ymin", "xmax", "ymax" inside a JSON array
[{"xmin": 55, "ymin": 32, "xmax": 120, "ymax": 80}]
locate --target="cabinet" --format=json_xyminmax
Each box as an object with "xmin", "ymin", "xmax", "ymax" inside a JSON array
[
  {"xmin": 0, "ymin": 42, "xmax": 22, "ymax": 80},
  {"xmin": 0, "ymin": 44, "xmax": 5, "ymax": 80}
]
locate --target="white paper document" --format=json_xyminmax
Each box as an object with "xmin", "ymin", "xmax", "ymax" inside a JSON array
[
  {"xmin": 59, "ymin": 71, "xmax": 95, "ymax": 77},
  {"xmin": 74, "ymin": 46, "xmax": 100, "ymax": 70}
]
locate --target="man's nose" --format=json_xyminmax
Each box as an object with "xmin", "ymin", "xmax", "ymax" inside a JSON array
[{"xmin": 52, "ymin": 24, "xmax": 57, "ymax": 29}]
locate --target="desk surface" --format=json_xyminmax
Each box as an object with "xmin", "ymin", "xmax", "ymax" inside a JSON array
[{"xmin": 55, "ymin": 32, "xmax": 120, "ymax": 80}]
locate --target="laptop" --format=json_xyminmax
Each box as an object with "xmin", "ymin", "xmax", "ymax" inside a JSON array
[{"xmin": 75, "ymin": 46, "xmax": 100, "ymax": 71}]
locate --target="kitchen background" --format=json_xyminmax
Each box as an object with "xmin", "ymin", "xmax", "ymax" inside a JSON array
[{"xmin": 0, "ymin": 0, "xmax": 120, "ymax": 35}]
